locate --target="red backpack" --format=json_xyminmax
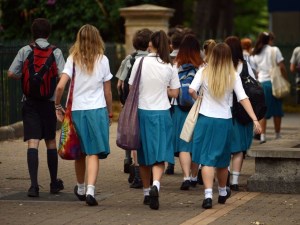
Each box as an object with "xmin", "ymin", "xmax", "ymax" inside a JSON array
[{"xmin": 22, "ymin": 43, "xmax": 58, "ymax": 100}]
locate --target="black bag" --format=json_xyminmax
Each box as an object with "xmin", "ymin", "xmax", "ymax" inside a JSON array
[
  {"xmin": 119, "ymin": 52, "xmax": 138, "ymax": 105},
  {"xmin": 232, "ymin": 61, "xmax": 267, "ymax": 125}
]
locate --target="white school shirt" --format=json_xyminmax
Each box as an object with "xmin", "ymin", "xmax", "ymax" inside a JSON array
[
  {"xmin": 189, "ymin": 67, "xmax": 248, "ymax": 119},
  {"xmin": 62, "ymin": 55, "xmax": 113, "ymax": 111},
  {"xmin": 128, "ymin": 53, "xmax": 180, "ymax": 110},
  {"xmin": 250, "ymin": 45, "xmax": 284, "ymax": 83}
]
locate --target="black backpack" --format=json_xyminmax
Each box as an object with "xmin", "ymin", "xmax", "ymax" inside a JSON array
[
  {"xmin": 119, "ymin": 52, "xmax": 138, "ymax": 105},
  {"xmin": 232, "ymin": 61, "xmax": 267, "ymax": 125},
  {"xmin": 22, "ymin": 43, "xmax": 58, "ymax": 100}
]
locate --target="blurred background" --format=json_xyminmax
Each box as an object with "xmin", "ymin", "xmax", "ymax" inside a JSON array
[{"xmin": 0, "ymin": 0, "xmax": 299, "ymax": 126}]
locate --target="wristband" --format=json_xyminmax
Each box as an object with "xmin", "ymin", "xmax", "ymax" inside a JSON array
[{"xmin": 55, "ymin": 104, "xmax": 62, "ymax": 110}]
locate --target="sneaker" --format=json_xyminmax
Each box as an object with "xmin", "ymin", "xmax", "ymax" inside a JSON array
[
  {"xmin": 180, "ymin": 180, "xmax": 190, "ymax": 190},
  {"xmin": 149, "ymin": 186, "xmax": 159, "ymax": 210},
  {"xmin": 27, "ymin": 186, "xmax": 39, "ymax": 197},
  {"xmin": 74, "ymin": 185, "xmax": 86, "ymax": 201},
  {"xmin": 86, "ymin": 194, "xmax": 98, "ymax": 206},
  {"xmin": 50, "ymin": 179, "xmax": 64, "ymax": 194}
]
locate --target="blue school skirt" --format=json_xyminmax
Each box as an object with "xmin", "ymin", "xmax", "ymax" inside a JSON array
[
  {"xmin": 72, "ymin": 108, "xmax": 110, "ymax": 159},
  {"xmin": 172, "ymin": 106, "xmax": 193, "ymax": 155},
  {"xmin": 137, "ymin": 109, "xmax": 175, "ymax": 166},
  {"xmin": 231, "ymin": 119, "xmax": 253, "ymax": 153},
  {"xmin": 262, "ymin": 81, "xmax": 284, "ymax": 119},
  {"xmin": 192, "ymin": 114, "xmax": 233, "ymax": 168}
]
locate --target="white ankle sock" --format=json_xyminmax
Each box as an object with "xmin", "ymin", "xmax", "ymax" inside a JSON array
[
  {"xmin": 86, "ymin": 185, "xmax": 95, "ymax": 197},
  {"xmin": 152, "ymin": 180, "xmax": 160, "ymax": 192},
  {"xmin": 231, "ymin": 171, "xmax": 240, "ymax": 185},
  {"xmin": 261, "ymin": 133, "xmax": 265, "ymax": 141},
  {"xmin": 183, "ymin": 176, "xmax": 190, "ymax": 181},
  {"xmin": 275, "ymin": 132, "xmax": 281, "ymax": 139},
  {"xmin": 218, "ymin": 186, "xmax": 227, "ymax": 197},
  {"xmin": 191, "ymin": 176, "xmax": 197, "ymax": 182},
  {"xmin": 77, "ymin": 183, "xmax": 85, "ymax": 195},
  {"xmin": 143, "ymin": 187, "xmax": 150, "ymax": 196},
  {"xmin": 204, "ymin": 188, "xmax": 213, "ymax": 199}
]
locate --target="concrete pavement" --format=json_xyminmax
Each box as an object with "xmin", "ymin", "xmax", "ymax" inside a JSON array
[{"xmin": 0, "ymin": 113, "xmax": 299, "ymax": 225}]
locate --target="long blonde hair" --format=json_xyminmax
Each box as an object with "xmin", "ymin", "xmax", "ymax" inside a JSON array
[
  {"xmin": 203, "ymin": 39, "xmax": 216, "ymax": 63},
  {"xmin": 202, "ymin": 43, "xmax": 236, "ymax": 99},
  {"xmin": 69, "ymin": 24, "xmax": 105, "ymax": 74}
]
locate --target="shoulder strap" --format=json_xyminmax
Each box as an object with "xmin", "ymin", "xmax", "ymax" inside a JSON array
[{"xmin": 240, "ymin": 60, "xmax": 249, "ymax": 78}]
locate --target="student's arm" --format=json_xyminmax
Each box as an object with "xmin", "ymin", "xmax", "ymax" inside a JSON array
[{"xmin": 104, "ymin": 80, "xmax": 113, "ymax": 125}]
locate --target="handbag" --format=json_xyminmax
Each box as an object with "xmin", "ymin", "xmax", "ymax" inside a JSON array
[
  {"xmin": 116, "ymin": 57, "xmax": 144, "ymax": 150},
  {"xmin": 270, "ymin": 48, "xmax": 290, "ymax": 98},
  {"xmin": 180, "ymin": 88, "xmax": 203, "ymax": 142},
  {"xmin": 58, "ymin": 63, "xmax": 83, "ymax": 160}
]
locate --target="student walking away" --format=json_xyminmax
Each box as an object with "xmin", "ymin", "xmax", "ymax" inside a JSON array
[
  {"xmin": 250, "ymin": 32, "xmax": 288, "ymax": 143},
  {"xmin": 225, "ymin": 36, "xmax": 258, "ymax": 191},
  {"xmin": 290, "ymin": 46, "xmax": 300, "ymax": 104},
  {"xmin": 7, "ymin": 18, "xmax": 65, "ymax": 197},
  {"xmin": 189, "ymin": 43, "xmax": 262, "ymax": 209},
  {"xmin": 172, "ymin": 34, "xmax": 204, "ymax": 190},
  {"xmin": 55, "ymin": 24, "xmax": 113, "ymax": 206},
  {"xmin": 128, "ymin": 30, "xmax": 180, "ymax": 210},
  {"xmin": 115, "ymin": 28, "xmax": 153, "ymax": 189}
]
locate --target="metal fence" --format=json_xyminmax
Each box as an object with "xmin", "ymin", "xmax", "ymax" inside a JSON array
[{"xmin": 0, "ymin": 41, "xmax": 123, "ymax": 127}]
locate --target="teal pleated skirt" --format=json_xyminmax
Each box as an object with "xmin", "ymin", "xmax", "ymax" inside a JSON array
[
  {"xmin": 192, "ymin": 114, "xmax": 233, "ymax": 168},
  {"xmin": 262, "ymin": 81, "xmax": 284, "ymax": 119},
  {"xmin": 72, "ymin": 108, "xmax": 110, "ymax": 159},
  {"xmin": 172, "ymin": 106, "xmax": 193, "ymax": 155},
  {"xmin": 137, "ymin": 109, "xmax": 175, "ymax": 166},
  {"xmin": 231, "ymin": 119, "xmax": 253, "ymax": 153}
]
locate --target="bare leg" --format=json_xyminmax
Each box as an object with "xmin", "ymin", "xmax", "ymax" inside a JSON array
[
  {"xmin": 231, "ymin": 152, "xmax": 243, "ymax": 174},
  {"xmin": 140, "ymin": 165, "xmax": 152, "ymax": 188},
  {"xmin": 191, "ymin": 162, "xmax": 199, "ymax": 178},
  {"xmin": 273, "ymin": 116, "xmax": 281, "ymax": 134},
  {"xmin": 75, "ymin": 156, "xmax": 86, "ymax": 184},
  {"xmin": 216, "ymin": 167, "xmax": 229, "ymax": 188},
  {"xmin": 152, "ymin": 162, "xmax": 165, "ymax": 183},
  {"xmin": 202, "ymin": 166, "xmax": 214, "ymax": 189},
  {"xmin": 179, "ymin": 152, "xmax": 191, "ymax": 178},
  {"xmin": 86, "ymin": 155, "xmax": 99, "ymax": 186}
]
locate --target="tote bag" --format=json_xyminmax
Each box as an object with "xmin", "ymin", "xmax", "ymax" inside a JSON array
[
  {"xmin": 58, "ymin": 63, "xmax": 83, "ymax": 160},
  {"xmin": 116, "ymin": 57, "xmax": 144, "ymax": 150},
  {"xmin": 270, "ymin": 48, "xmax": 290, "ymax": 98},
  {"xmin": 180, "ymin": 88, "xmax": 203, "ymax": 142}
]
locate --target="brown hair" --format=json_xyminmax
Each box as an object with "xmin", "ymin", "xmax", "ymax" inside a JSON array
[
  {"xmin": 132, "ymin": 28, "xmax": 153, "ymax": 51},
  {"xmin": 175, "ymin": 34, "xmax": 203, "ymax": 68},
  {"xmin": 31, "ymin": 18, "xmax": 51, "ymax": 40},
  {"xmin": 150, "ymin": 30, "xmax": 171, "ymax": 64}
]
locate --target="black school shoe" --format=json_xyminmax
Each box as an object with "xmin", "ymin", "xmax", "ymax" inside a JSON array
[
  {"xmin": 143, "ymin": 195, "xmax": 150, "ymax": 205},
  {"xmin": 230, "ymin": 184, "xmax": 239, "ymax": 191},
  {"xmin": 50, "ymin": 179, "xmax": 64, "ymax": 194},
  {"xmin": 74, "ymin": 186, "xmax": 86, "ymax": 201},
  {"xmin": 86, "ymin": 194, "xmax": 98, "ymax": 206},
  {"xmin": 218, "ymin": 187, "xmax": 231, "ymax": 204},
  {"xmin": 149, "ymin": 186, "xmax": 159, "ymax": 210},
  {"xmin": 27, "ymin": 186, "xmax": 39, "ymax": 197},
  {"xmin": 165, "ymin": 163, "xmax": 174, "ymax": 175},
  {"xmin": 202, "ymin": 198, "xmax": 212, "ymax": 209},
  {"xmin": 180, "ymin": 180, "xmax": 190, "ymax": 190}
]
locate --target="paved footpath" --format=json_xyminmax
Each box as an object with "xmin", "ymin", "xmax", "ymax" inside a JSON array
[{"xmin": 0, "ymin": 113, "xmax": 299, "ymax": 225}]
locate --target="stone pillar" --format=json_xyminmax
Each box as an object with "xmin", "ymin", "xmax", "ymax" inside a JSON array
[{"xmin": 119, "ymin": 4, "xmax": 175, "ymax": 55}]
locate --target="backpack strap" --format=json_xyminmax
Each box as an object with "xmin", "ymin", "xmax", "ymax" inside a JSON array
[{"xmin": 240, "ymin": 60, "xmax": 249, "ymax": 78}]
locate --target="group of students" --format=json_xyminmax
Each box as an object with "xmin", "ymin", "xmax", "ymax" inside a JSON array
[{"xmin": 9, "ymin": 18, "xmax": 296, "ymax": 210}]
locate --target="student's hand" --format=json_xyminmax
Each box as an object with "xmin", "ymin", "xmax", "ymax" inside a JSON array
[
  {"xmin": 253, "ymin": 121, "xmax": 262, "ymax": 134},
  {"xmin": 56, "ymin": 108, "xmax": 65, "ymax": 122}
]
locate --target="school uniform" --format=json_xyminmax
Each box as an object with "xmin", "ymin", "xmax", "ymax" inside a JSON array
[
  {"xmin": 62, "ymin": 55, "xmax": 112, "ymax": 159},
  {"xmin": 250, "ymin": 45, "xmax": 284, "ymax": 119},
  {"xmin": 128, "ymin": 53, "xmax": 181, "ymax": 166},
  {"xmin": 189, "ymin": 67, "xmax": 248, "ymax": 168},
  {"xmin": 231, "ymin": 62, "xmax": 255, "ymax": 153}
]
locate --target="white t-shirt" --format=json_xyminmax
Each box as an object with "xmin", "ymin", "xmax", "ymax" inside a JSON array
[
  {"xmin": 250, "ymin": 45, "xmax": 284, "ymax": 83},
  {"xmin": 189, "ymin": 67, "xmax": 248, "ymax": 119},
  {"xmin": 128, "ymin": 53, "xmax": 180, "ymax": 110},
  {"xmin": 63, "ymin": 55, "xmax": 113, "ymax": 111}
]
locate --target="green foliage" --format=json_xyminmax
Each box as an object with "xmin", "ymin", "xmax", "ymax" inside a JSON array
[{"xmin": 233, "ymin": 0, "xmax": 269, "ymax": 39}]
